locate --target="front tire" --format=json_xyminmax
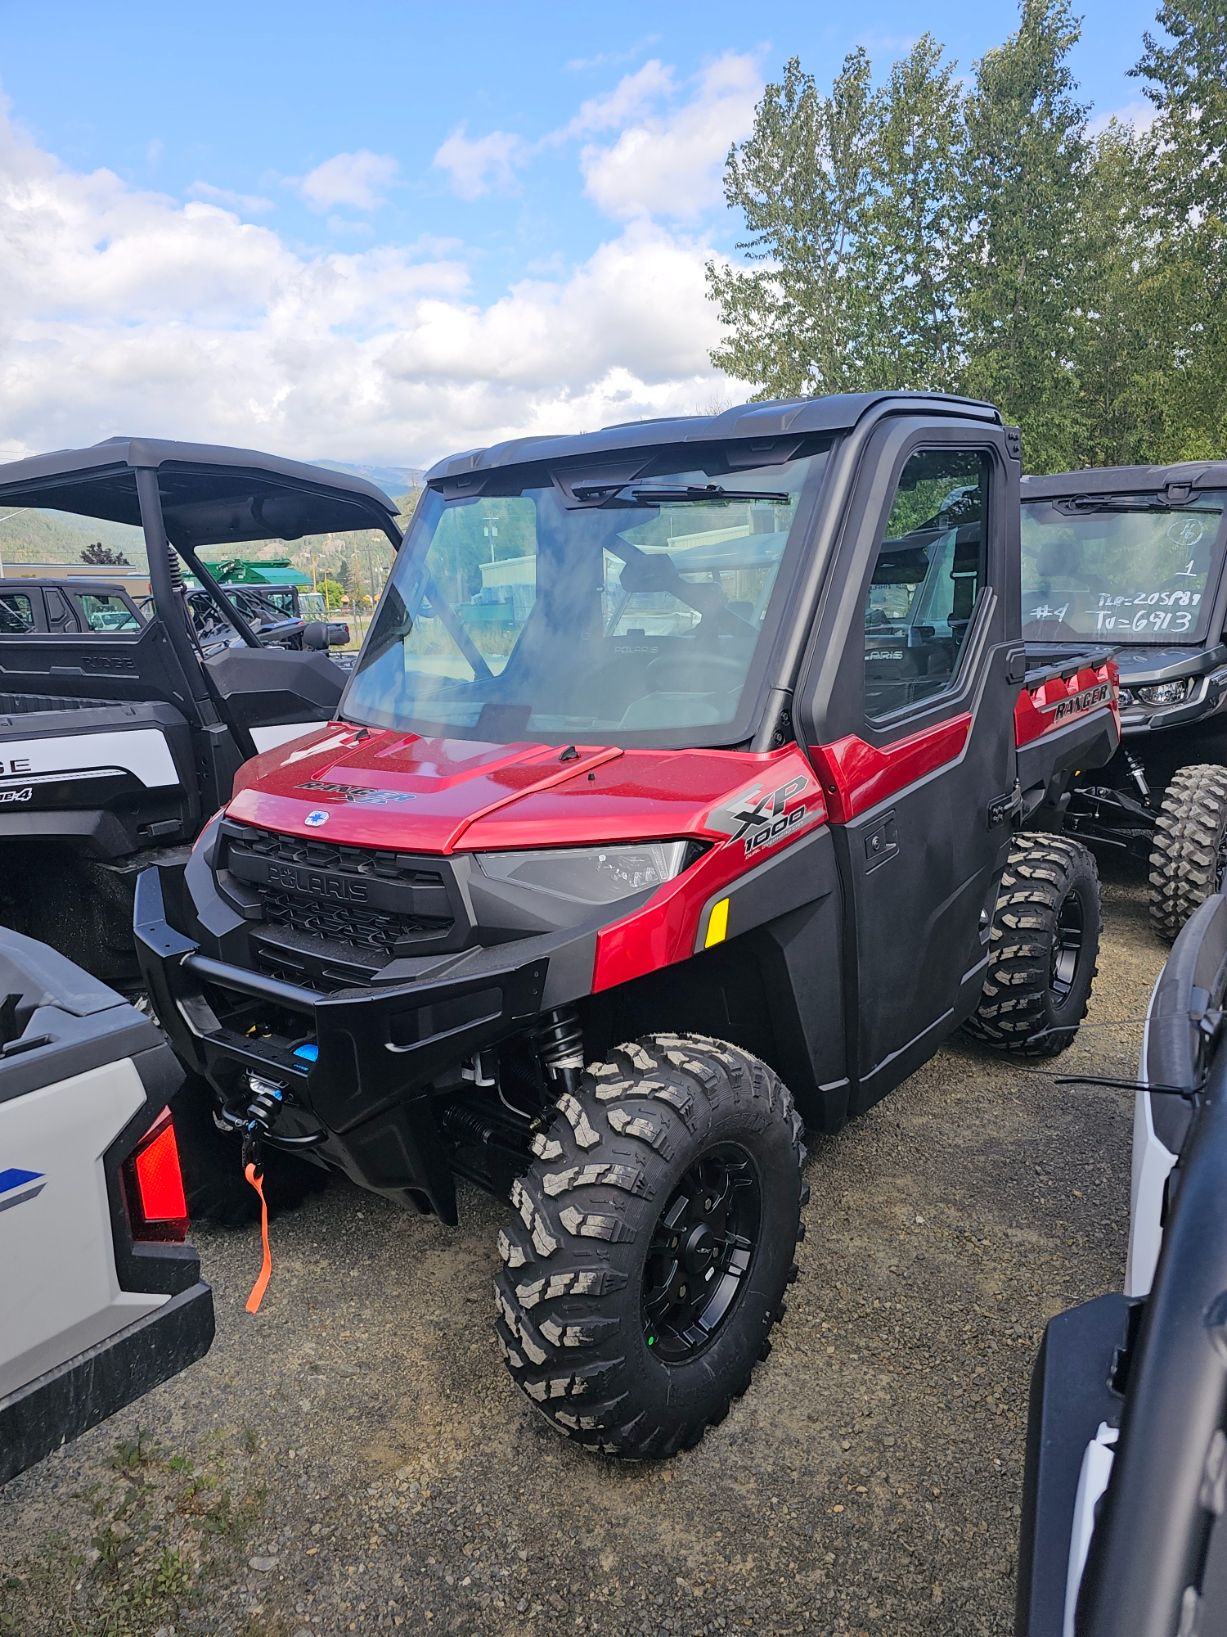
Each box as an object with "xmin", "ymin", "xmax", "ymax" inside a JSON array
[
  {"xmin": 1148, "ymin": 764, "xmax": 1227, "ymax": 943},
  {"xmin": 963, "ymin": 833, "xmax": 1100, "ymax": 1058},
  {"xmin": 494, "ymin": 1035, "xmax": 806, "ymax": 1458}
]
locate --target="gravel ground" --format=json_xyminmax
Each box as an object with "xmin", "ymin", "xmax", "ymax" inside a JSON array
[{"xmin": 0, "ymin": 873, "xmax": 1163, "ymax": 1637}]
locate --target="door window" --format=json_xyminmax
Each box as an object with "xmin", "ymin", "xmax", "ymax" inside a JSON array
[
  {"xmin": 0, "ymin": 594, "xmax": 34, "ymax": 634},
  {"xmin": 862, "ymin": 450, "xmax": 988, "ymax": 720},
  {"xmin": 79, "ymin": 593, "xmax": 142, "ymax": 632}
]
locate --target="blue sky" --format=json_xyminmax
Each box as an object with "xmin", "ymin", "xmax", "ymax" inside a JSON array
[{"xmin": 0, "ymin": 1, "xmax": 1165, "ymax": 465}]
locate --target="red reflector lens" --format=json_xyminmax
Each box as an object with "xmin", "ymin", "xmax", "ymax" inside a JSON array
[{"xmin": 124, "ymin": 1109, "xmax": 189, "ymax": 1241}]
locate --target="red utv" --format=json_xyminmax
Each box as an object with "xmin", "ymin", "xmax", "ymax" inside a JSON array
[{"xmin": 136, "ymin": 392, "xmax": 1119, "ymax": 1457}]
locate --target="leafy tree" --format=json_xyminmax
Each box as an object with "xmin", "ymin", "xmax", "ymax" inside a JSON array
[
  {"xmin": 80, "ymin": 541, "xmax": 130, "ymax": 566},
  {"xmin": 956, "ymin": 0, "xmax": 1088, "ymax": 470},
  {"xmin": 337, "ymin": 557, "xmax": 354, "ymax": 595},
  {"xmin": 1068, "ymin": 123, "xmax": 1170, "ymax": 466},
  {"xmin": 317, "ymin": 578, "xmax": 345, "ymax": 611},
  {"xmin": 1134, "ymin": 0, "xmax": 1227, "ymax": 215},
  {"xmin": 862, "ymin": 37, "xmax": 967, "ymax": 392},
  {"xmin": 708, "ymin": 43, "xmax": 965, "ymax": 398},
  {"xmin": 707, "ymin": 51, "xmax": 880, "ymax": 398},
  {"xmin": 708, "ymin": 1, "xmax": 1227, "ymax": 471},
  {"xmin": 1130, "ymin": 0, "xmax": 1227, "ymax": 459}
]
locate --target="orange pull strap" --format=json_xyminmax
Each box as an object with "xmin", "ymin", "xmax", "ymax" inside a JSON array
[{"xmin": 244, "ymin": 1162, "xmax": 272, "ymax": 1314}]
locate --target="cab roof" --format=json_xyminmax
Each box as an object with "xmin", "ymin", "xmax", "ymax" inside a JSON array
[
  {"xmin": 1023, "ymin": 461, "xmax": 1227, "ymax": 500},
  {"xmin": 0, "ymin": 437, "xmax": 400, "ymax": 549},
  {"xmin": 426, "ymin": 391, "xmax": 1001, "ymax": 484}
]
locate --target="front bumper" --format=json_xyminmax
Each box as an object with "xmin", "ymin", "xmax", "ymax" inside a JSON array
[
  {"xmin": 1119, "ymin": 664, "xmax": 1227, "ymax": 735},
  {"xmin": 0, "ymin": 1281, "xmax": 214, "ymax": 1487},
  {"xmin": 134, "ymin": 864, "xmax": 594, "ymax": 1220}
]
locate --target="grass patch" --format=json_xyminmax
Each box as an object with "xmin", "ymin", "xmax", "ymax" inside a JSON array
[{"xmin": 0, "ymin": 1428, "xmax": 271, "ymax": 1637}]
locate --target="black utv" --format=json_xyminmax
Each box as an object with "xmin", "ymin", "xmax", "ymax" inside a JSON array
[
  {"xmin": 1021, "ymin": 463, "xmax": 1227, "ymax": 939},
  {"xmin": 0, "ymin": 437, "xmax": 402, "ymax": 987}
]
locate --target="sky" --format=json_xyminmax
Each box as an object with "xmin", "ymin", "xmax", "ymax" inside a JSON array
[{"xmin": 0, "ymin": 0, "xmax": 1162, "ymax": 472}]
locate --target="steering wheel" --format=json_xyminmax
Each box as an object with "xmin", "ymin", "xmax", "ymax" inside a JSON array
[{"xmin": 644, "ymin": 652, "xmax": 745, "ymax": 693}]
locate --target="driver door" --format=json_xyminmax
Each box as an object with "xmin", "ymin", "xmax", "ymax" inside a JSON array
[{"xmin": 801, "ymin": 422, "xmax": 1022, "ymax": 1112}]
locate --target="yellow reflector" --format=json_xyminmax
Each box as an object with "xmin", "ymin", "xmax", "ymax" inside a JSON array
[{"xmin": 705, "ymin": 898, "xmax": 730, "ymax": 948}]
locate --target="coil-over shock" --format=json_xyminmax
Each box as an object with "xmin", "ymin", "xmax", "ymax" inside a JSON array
[{"xmin": 533, "ymin": 1006, "xmax": 585, "ymax": 1096}]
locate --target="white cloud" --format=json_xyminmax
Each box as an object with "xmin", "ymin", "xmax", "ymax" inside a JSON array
[
  {"xmin": 298, "ymin": 150, "xmax": 398, "ymax": 213},
  {"xmin": 560, "ymin": 59, "xmax": 676, "ymax": 138},
  {"xmin": 188, "ymin": 179, "xmax": 275, "ymax": 214},
  {"xmin": 580, "ymin": 53, "xmax": 761, "ymax": 221},
  {"xmin": 0, "ymin": 101, "xmax": 743, "ymax": 466},
  {"xmin": 432, "ymin": 125, "xmax": 528, "ymax": 201}
]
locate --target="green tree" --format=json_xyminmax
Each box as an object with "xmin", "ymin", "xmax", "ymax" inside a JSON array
[
  {"xmin": 1130, "ymin": 0, "xmax": 1227, "ymax": 459},
  {"xmin": 1134, "ymin": 0, "xmax": 1227, "ymax": 215},
  {"xmin": 708, "ymin": 3, "xmax": 1209, "ymax": 472},
  {"xmin": 337, "ymin": 557, "xmax": 354, "ymax": 595},
  {"xmin": 861, "ymin": 37, "xmax": 967, "ymax": 392},
  {"xmin": 80, "ymin": 541, "xmax": 130, "ymax": 566},
  {"xmin": 707, "ymin": 42, "xmax": 966, "ymax": 398},
  {"xmin": 1062, "ymin": 118, "xmax": 1210, "ymax": 467},
  {"xmin": 706, "ymin": 51, "xmax": 881, "ymax": 399},
  {"xmin": 318, "ymin": 578, "xmax": 345, "ymax": 611},
  {"xmin": 957, "ymin": 0, "xmax": 1088, "ymax": 469}
]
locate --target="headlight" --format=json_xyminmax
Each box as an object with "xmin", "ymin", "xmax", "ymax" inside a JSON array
[
  {"xmin": 1136, "ymin": 680, "xmax": 1189, "ymax": 706},
  {"xmin": 474, "ymin": 841, "xmax": 691, "ymax": 904}
]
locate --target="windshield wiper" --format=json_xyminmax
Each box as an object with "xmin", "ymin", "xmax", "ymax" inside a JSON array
[
  {"xmin": 1056, "ymin": 491, "xmax": 1206, "ymax": 514},
  {"xmin": 572, "ymin": 481, "xmax": 789, "ymax": 506}
]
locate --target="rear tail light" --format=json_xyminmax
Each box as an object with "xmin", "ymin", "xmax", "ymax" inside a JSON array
[{"xmin": 122, "ymin": 1107, "xmax": 189, "ymax": 1242}]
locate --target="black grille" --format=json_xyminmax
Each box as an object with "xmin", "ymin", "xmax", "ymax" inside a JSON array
[
  {"xmin": 258, "ymin": 887, "xmax": 445, "ymax": 953},
  {"xmin": 218, "ymin": 820, "xmax": 459, "ymax": 972},
  {"xmin": 229, "ymin": 826, "xmax": 445, "ymax": 886}
]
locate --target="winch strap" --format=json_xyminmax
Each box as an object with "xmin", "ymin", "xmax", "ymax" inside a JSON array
[{"xmin": 243, "ymin": 1162, "xmax": 273, "ymax": 1314}]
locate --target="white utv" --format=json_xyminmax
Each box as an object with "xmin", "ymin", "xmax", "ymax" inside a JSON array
[{"xmin": 0, "ymin": 928, "xmax": 212, "ymax": 1484}]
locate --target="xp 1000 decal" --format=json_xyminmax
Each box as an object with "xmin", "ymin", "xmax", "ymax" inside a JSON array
[{"xmin": 710, "ymin": 770, "xmax": 821, "ymax": 859}]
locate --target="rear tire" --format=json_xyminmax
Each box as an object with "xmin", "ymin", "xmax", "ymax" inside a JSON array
[
  {"xmin": 494, "ymin": 1034, "xmax": 806, "ymax": 1458},
  {"xmin": 172, "ymin": 1077, "xmax": 330, "ymax": 1227},
  {"xmin": 1148, "ymin": 764, "xmax": 1227, "ymax": 943},
  {"xmin": 963, "ymin": 833, "xmax": 1100, "ymax": 1058}
]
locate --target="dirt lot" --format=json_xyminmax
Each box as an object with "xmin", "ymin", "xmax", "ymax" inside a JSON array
[{"xmin": 0, "ymin": 873, "xmax": 1162, "ymax": 1637}]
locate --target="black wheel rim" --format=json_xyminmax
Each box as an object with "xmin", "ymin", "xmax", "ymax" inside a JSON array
[
  {"xmin": 1051, "ymin": 889, "xmax": 1084, "ymax": 1002},
  {"xmin": 641, "ymin": 1143, "xmax": 761, "ymax": 1363}
]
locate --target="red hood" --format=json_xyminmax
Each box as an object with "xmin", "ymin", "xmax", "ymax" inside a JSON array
[{"xmin": 227, "ymin": 724, "xmax": 795, "ymax": 852}]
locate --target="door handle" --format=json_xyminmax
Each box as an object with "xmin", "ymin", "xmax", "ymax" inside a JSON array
[{"xmin": 864, "ymin": 812, "xmax": 899, "ymax": 871}]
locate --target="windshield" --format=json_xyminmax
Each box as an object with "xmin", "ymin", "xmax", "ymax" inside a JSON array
[
  {"xmin": 1021, "ymin": 496, "xmax": 1227, "ymax": 644},
  {"xmin": 341, "ymin": 442, "xmax": 830, "ymax": 745}
]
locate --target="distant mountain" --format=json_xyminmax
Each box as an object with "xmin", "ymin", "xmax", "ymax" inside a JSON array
[
  {"xmin": 314, "ymin": 459, "xmax": 425, "ymax": 496},
  {"xmin": 0, "ymin": 508, "xmax": 148, "ymax": 570}
]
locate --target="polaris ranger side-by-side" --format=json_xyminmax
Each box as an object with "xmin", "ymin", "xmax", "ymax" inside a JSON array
[
  {"xmin": 1021, "ymin": 463, "xmax": 1227, "ymax": 940},
  {"xmin": 137, "ymin": 393, "xmax": 1120, "ymax": 1457},
  {"xmin": 0, "ymin": 438, "xmax": 402, "ymax": 988}
]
